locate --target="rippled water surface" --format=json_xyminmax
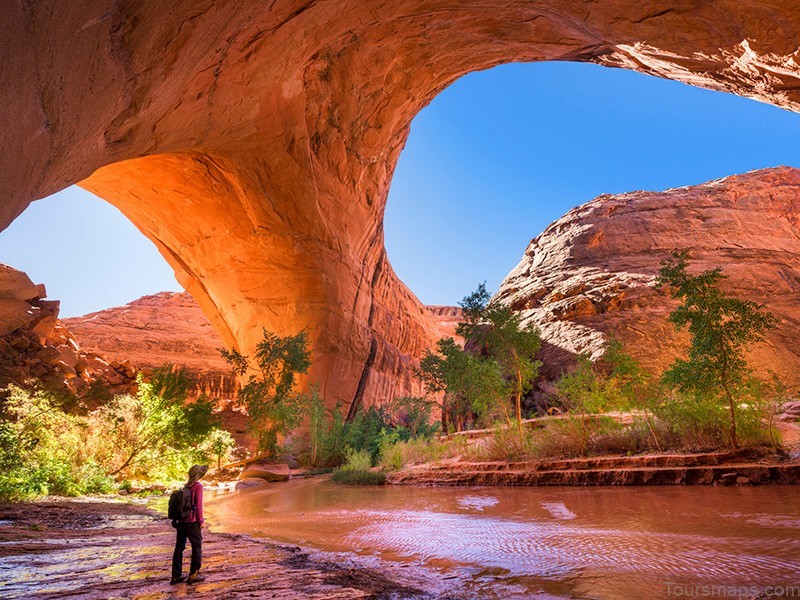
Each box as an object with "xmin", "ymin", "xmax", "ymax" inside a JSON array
[{"xmin": 206, "ymin": 479, "xmax": 800, "ymax": 599}]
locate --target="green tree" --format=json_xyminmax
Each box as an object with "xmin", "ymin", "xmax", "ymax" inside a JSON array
[
  {"xmin": 656, "ymin": 250, "xmax": 777, "ymax": 449},
  {"xmin": 602, "ymin": 338, "xmax": 665, "ymax": 451},
  {"xmin": 420, "ymin": 336, "xmax": 508, "ymax": 431},
  {"xmin": 457, "ymin": 283, "xmax": 542, "ymax": 436},
  {"xmin": 200, "ymin": 427, "xmax": 237, "ymax": 470},
  {"xmin": 221, "ymin": 329, "xmax": 311, "ymax": 454},
  {"xmin": 556, "ymin": 354, "xmax": 623, "ymax": 455},
  {"xmin": 385, "ymin": 395, "xmax": 441, "ymax": 440},
  {"xmin": 104, "ymin": 367, "xmax": 216, "ymax": 476},
  {"xmin": 306, "ymin": 389, "xmax": 327, "ymax": 467}
]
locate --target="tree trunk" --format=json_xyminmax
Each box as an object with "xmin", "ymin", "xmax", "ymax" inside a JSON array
[
  {"xmin": 515, "ymin": 367, "xmax": 523, "ymax": 438},
  {"xmin": 644, "ymin": 410, "xmax": 662, "ymax": 452},
  {"xmin": 725, "ymin": 388, "xmax": 739, "ymax": 450}
]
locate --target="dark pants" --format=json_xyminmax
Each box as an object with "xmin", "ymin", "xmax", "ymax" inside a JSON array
[{"xmin": 172, "ymin": 522, "xmax": 202, "ymax": 578}]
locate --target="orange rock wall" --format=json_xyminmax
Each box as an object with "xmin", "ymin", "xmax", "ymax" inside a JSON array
[
  {"xmin": 495, "ymin": 167, "xmax": 800, "ymax": 388},
  {"xmin": 3, "ymin": 1, "xmax": 800, "ymax": 410},
  {"xmin": 63, "ymin": 292, "xmax": 238, "ymax": 402}
]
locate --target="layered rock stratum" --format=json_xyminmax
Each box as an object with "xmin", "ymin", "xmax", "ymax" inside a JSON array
[
  {"xmin": 3, "ymin": 1, "xmax": 800, "ymax": 411},
  {"xmin": 64, "ymin": 292, "xmax": 237, "ymax": 402},
  {"xmin": 495, "ymin": 167, "xmax": 800, "ymax": 389},
  {"xmin": 64, "ymin": 293, "xmax": 462, "ymax": 406}
]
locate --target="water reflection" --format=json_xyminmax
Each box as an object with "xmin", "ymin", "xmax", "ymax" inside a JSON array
[{"xmin": 206, "ymin": 478, "xmax": 800, "ymax": 599}]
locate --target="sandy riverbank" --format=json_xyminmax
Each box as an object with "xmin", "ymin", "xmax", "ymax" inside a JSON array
[{"xmin": 0, "ymin": 497, "xmax": 429, "ymax": 599}]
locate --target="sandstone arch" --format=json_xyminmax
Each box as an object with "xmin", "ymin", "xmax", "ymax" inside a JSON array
[{"xmin": 2, "ymin": 0, "xmax": 799, "ymax": 409}]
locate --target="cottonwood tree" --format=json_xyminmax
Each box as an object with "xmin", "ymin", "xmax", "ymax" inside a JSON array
[
  {"xmin": 555, "ymin": 354, "xmax": 623, "ymax": 456},
  {"xmin": 222, "ymin": 329, "xmax": 311, "ymax": 454},
  {"xmin": 419, "ymin": 337, "xmax": 508, "ymax": 432},
  {"xmin": 200, "ymin": 427, "xmax": 237, "ymax": 470},
  {"xmin": 105, "ymin": 367, "xmax": 216, "ymax": 476},
  {"xmin": 656, "ymin": 250, "xmax": 777, "ymax": 449},
  {"xmin": 457, "ymin": 283, "xmax": 542, "ymax": 436}
]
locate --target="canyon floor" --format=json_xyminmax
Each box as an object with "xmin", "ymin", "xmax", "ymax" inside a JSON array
[{"xmin": 0, "ymin": 498, "xmax": 432, "ymax": 600}]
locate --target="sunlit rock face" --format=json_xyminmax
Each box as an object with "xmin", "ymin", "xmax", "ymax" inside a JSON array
[
  {"xmin": 3, "ymin": 1, "xmax": 800, "ymax": 410},
  {"xmin": 495, "ymin": 167, "xmax": 800, "ymax": 388},
  {"xmin": 63, "ymin": 292, "xmax": 238, "ymax": 403},
  {"xmin": 64, "ymin": 290, "xmax": 459, "ymax": 408},
  {"xmin": 0, "ymin": 265, "xmax": 137, "ymax": 397}
]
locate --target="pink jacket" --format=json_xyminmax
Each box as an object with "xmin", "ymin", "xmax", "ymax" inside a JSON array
[{"xmin": 180, "ymin": 481, "xmax": 204, "ymax": 525}]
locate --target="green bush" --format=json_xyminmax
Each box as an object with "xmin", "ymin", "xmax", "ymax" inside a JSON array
[
  {"xmin": 378, "ymin": 432, "xmax": 460, "ymax": 471},
  {"xmin": 331, "ymin": 447, "xmax": 385, "ymax": 485},
  {"xmin": 340, "ymin": 447, "xmax": 372, "ymax": 471},
  {"xmin": 331, "ymin": 469, "xmax": 386, "ymax": 485},
  {"xmin": 385, "ymin": 396, "xmax": 441, "ymax": 442},
  {"xmin": 0, "ymin": 377, "xmax": 237, "ymax": 501},
  {"xmin": 301, "ymin": 396, "xmax": 441, "ymax": 469}
]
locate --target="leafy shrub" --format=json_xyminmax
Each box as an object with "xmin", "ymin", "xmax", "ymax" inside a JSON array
[
  {"xmin": 378, "ymin": 432, "xmax": 460, "ymax": 471},
  {"xmin": 331, "ymin": 447, "xmax": 385, "ymax": 485},
  {"xmin": 386, "ymin": 396, "xmax": 441, "ymax": 441},
  {"xmin": 0, "ymin": 375, "xmax": 237, "ymax": 501},
  {"xmin": 301, "ymin": 395, "xmax": 441, "ymax": 469},
  {"xmin": 340, "ymin": 447, "xmax": 373, "ymax": 471},
  {"xmin": 343, "ymin": 407, "xmax": 389, "ymax": 462},
  {"xmin": 331, "ymin": 469, "xmax": 386, "ymax": 485},
  {"xmin": 198, "ymin": 428, "xmax": 237, "ymax": 470}
]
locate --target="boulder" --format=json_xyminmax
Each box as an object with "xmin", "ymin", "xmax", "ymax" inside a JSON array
[
  {"xmin": 0, "ymin": 265, "xmax": 39, "ymax": 302},
  {"xmin": 0, "ymin": 299, "xmax": 35, "ymax": 336},
  {"xmin": 30, "ymin": 315, "xmax": 57, "ymax": 344},
  {"xmin": 0, "ymin": 265, "xmax": 140, "ymax": 396},
  {"xmin": 239, "ymin": 463, "xmax": 291, "ymax": 482}
]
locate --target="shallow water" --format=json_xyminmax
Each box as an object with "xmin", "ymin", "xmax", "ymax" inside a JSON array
[{"xmin": 206, "ymin": 479, "xmax": 800, "ymax": 599}]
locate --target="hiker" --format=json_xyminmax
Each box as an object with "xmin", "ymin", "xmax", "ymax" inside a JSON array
[{"xmin": 170, "ymin": 464, "xmax": 208, "ymax": 585}]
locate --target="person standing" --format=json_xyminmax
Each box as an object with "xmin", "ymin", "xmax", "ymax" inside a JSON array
[{"xmin": 171, "ymin": 464, "xmax": 208, "ymax": 585}]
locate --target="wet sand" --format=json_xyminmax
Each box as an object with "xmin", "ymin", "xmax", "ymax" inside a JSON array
[{"xmin": 0, "ymin": 497, "xmax": 429, "ymax": 599}]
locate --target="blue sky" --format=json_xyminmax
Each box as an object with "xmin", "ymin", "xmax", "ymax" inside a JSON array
[{"xmin": 1, "ymin": 61, "xmax": 799, "ymax": 316}]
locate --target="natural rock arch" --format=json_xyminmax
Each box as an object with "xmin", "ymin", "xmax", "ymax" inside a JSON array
[{"xmin": 2, "ymin": 0, "xmax": 799, "ymax": 410}]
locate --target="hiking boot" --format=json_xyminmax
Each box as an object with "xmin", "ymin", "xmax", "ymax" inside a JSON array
[
  {"xmin": 170, "ymin": 575, "xmax": 187, "ymax": 585},
  {"xmin": 186, "ymin": 572, "xmax": 205, "ymax": 584}
]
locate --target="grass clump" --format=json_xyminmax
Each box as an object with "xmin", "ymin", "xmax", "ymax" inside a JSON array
[
  {"xmin": 331, "ymin": 447, "xmax": 385, "ymax": 485},
  {"xmin": 331, "ymin": 469, "xmax": 386, "ymax": 485},
  {"xmin": 378, "ymin": 431, "xmax": 465, "ymax": 471}
]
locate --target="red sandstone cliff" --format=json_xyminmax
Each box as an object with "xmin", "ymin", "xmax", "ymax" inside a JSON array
[
  {"xmin": 495, "ymin": 167, "xmax": 800, "ymax": 389},
  {"xmin": 4, "ymin": 1, "xmax": 800, "ymax": 414},
  {"xmin": 426, "ymin": 305, "xmax": 465, "ymax": 344},
  {"xmin": 0, "ymin": 265, "xmax": 136, "ymax": 397},
  {"xmin": 64, "ymin": 292, "xmax": 460, "ymax": 405},
  {"xmin": 63, "ymin": 293, "xmax": 237, "ymax": 402}
]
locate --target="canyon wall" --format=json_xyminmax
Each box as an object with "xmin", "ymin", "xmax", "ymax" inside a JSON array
[
  {"xmin": 65, "ymin": 292, "xmax": 460, "ymax": 407},
  {"xmin": 3, "ymin": 1, "xmax": 800, "ymax": 410},
  {"xmin": 63, "ymin": 292, "xmax": 237, "ymax": 403},
  {"xmin": 0, "ymin": 265, "xmax": 136, "ymax": 398},
  {"xmin": 495, "ymin": 167, "xmax": 800, "ymax": 389}
]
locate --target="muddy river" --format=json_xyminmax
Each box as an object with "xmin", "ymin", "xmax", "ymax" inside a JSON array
[{"xmin": 206, "ymin": 478, "xmax": 800, "ymax": 599}]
